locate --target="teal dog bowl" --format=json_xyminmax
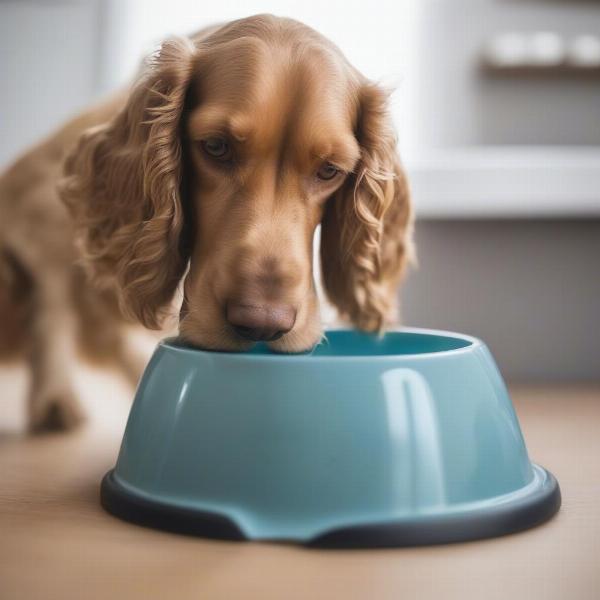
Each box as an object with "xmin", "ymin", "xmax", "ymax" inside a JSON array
[{"xmin": 101, "ymin": 328, "xmax": 560, "ymax": 547}]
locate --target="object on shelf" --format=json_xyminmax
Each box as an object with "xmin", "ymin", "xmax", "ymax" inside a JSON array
[
  {"xmin": 569, "ymin": 34, "xmax": 600, "ymax": 68},
  {"xmin": 482, "ymin": 31, "xmax": 600, "ymax": 77}
]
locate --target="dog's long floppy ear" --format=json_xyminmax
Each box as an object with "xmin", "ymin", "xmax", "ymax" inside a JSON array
[
  {"xmin": 60, "ymin": 38, "xmax": 196, "ymax": 329},
  {"xmin": 320, "ymin": 83, "xmax": 414, "ymax": 332}
]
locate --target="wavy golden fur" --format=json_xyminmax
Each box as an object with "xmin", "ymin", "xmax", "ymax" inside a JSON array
[
  {"xmin": 321, "ymin": 83, "xmax": 413, "ymax": 331},
  {"xmin": 0, "ymin": 14, "xmax": 413, "ymax": 431},
  {"xmin": 60, "ymin": 38, "xmax": 197, "ymax": 329}
]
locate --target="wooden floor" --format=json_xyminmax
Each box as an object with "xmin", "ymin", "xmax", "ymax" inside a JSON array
[{"xmin": 0, "ymin": 362, "xmax": 598, "ymax": 600}]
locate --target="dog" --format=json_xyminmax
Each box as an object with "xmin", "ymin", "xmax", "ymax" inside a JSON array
[{"xmin": 0, "ymin": 14, "xmax": 413, "ymax": 433}]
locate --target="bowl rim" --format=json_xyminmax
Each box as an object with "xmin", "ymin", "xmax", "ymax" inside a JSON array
[{"xmin": 160, "ymin": 327, "xmax": 483, "ymax": 363}]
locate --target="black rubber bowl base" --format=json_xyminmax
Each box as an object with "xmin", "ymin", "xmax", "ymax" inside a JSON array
[{"xmin": 101, "ymin": 469, "xmax": 561, "ymax": 548}]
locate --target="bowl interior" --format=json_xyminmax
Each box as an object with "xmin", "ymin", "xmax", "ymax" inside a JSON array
[{"xmin": 175, "ymin": 329, "xmax": 474, "ymax": 358}]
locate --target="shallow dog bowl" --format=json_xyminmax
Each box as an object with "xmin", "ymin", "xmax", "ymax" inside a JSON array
[{"xmin": 101, "ymin": 328, "xmax": 560, "ymax": 547}]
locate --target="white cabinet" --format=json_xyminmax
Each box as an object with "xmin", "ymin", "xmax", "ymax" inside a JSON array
[{"xmin": 405, "ymin": 0, "xmax": 600, "ymax": 217}]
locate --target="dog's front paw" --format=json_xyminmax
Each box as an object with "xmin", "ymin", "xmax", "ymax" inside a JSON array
[{"xmin": 28, "ymin": 385, "xmax": 86, "ymax": 433}]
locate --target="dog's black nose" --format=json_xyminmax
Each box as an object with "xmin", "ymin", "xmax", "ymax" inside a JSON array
[{"xmin": 226, "ymin": 303, "xmax": 296, "ymax": 342}]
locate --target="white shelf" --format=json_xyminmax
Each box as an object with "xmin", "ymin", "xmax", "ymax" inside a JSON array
[{"xmin": 407, "ymin": 146, "xmax": 600, "ymax": 219}]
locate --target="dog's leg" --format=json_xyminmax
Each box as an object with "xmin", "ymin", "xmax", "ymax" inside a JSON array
[
  {"xmin": 0, "ymin": 248, "xmax": 32, "ymax": 360},
  {"xmin": 27, "ymin": 274, "xmax": 84, "ymax": 432}
]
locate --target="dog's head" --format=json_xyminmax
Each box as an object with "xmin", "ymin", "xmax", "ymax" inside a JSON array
[{"xmin": 61, "ymin": 15, "xmax": 413, "ymax": 352}]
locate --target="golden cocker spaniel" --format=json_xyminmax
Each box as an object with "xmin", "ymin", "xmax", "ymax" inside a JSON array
[{"xmin": 0, "ymin": 14, "xmax": 413, "ymax": 432}]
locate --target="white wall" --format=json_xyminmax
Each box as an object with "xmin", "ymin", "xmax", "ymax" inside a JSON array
[{"xmin": 0, "ymin": 0, "xmax": 103, "ymax": 168}]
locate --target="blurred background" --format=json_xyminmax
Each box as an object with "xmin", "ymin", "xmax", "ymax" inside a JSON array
[{"xmin": 1, "ymin": 0, "xmax": 599, "ymax": 381}]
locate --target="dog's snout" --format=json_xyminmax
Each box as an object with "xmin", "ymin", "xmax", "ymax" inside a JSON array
[{"xmin": 226, "ymin": 303, "xmax": 296, "ymax": 342}]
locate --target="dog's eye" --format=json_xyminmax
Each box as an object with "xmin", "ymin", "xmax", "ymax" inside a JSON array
[
  {"xmin": 317, "ymin": 162, "xmax": 340, "ymax": 181},
  {"xmin": 201, "ymin": 137, "xmax": 231, "ymax": 160}
]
